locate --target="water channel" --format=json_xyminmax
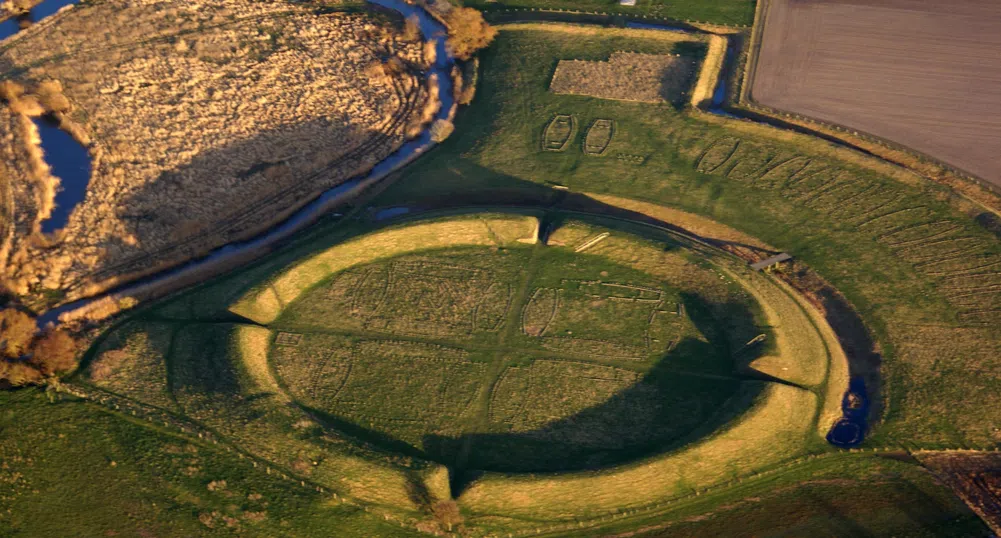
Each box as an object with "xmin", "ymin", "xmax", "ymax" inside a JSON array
[{"xmin": 3, "ymin": 0, "xmax": 93, "ymax": 235}]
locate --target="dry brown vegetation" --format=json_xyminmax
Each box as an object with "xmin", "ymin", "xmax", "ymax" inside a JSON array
[
  {"xmin": 918, "ymin": 451, "xmax": 1001, "ymax": 536},
  {"xmin": 550, "ymin": 52, "xmax": 695, "ymax": 104},
  {"xmin": 444, "ymin": 6, "xmax": 497, "ymax": 61},
  {"xmin": 690, "ymin": 34, "xmax": 726, "ymax": 108},
  {"xmin": 0, "ymin": 106, "xmax": 49, "ymax": 287},
  {"xmin": 751, "ymin": 0, "xmax": 1001, "ymax": 189},
  {"xmin": 0, "ymin": 308, "xmax": 79, "ymax": 386},
  {"xmin": 0, "ymin": 0, "xmax": 39, "ymax": 20},
  {"xmin": 0, "ymin": 0, "xmax": 432, "ymax": 303}
]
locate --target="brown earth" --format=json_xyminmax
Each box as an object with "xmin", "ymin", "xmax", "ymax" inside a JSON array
[
  {"xmin": 917, "ymin": 451, "xmax": 1001, "ymax": 535},
  {"xmin": 750, "ymin": 0, "xmax": 1001, "ymax": 189},
  {"xmin": 0, "ymin": 0, "xmax": 432, "ymax": 304}
]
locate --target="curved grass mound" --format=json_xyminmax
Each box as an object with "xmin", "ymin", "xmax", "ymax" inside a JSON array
[{"xmin": 79, "ymin": 212, "xmax": 843, "ymax": 532}]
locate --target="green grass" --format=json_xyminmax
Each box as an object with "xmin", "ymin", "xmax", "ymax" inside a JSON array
[
  {"xmin": 21, "ymin": 19, "xmax": 1001, "ymax": 538},
  {"xmin": 375, "ymin": 24, "xmax": 1001, "ymax": 449},
  {"xmin": 268, "ymin": 241, "xmax": 753, "ymax": 472},
  {"xmin": 0, "ymin": 390, "xmax": 421, "ymax": 538},
  {"xmin": 84, "ymin": 320, "xmax": 178, "ymax": 411},
  {"xmin": 538, "ymin": 454, "xmax": 989, "ymax": 537},
  {"xmin": 63, "ymin": 210, "xmax": 841, "ymax": 534},
  {"xmin": 466, "ymin": 0, "xmax": 757, "ymax": 27},
  {"xmin": 636, "ymin": 478, "xmax": 987, "ymax": 537}
]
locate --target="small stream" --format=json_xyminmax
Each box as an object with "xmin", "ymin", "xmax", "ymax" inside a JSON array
[{"xmin": 33, "ymin": 117, "xmax": 91, "ymax": 234}]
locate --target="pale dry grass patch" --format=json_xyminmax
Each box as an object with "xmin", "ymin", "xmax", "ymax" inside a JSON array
[
  {"xmin": 497, "ymin": 22, "xmax": 700, "ymax": 44},
  {"xmin": 729, "ymin": 267, "xmax": 829, "ymax": 390},
  {"xmin": 550, "ymin": 52, "xmax": 694, "ymax": 104},
  {"xmin": 767, "ymin": 276, "xmax": 849, "ymax": 435},
  {"xmin": 232, "ymin": 325, "xmax": 285, "ymax": 402},
  {"xmin": 0, "ymin": 0, "xmax": 432, "ymax": 300}
]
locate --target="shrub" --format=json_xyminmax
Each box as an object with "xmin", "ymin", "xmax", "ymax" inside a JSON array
[
  {"xmin": 444, "ymin": 7, "xmax": 496, "ymax": 61},
  {"xmin": 30, "ymin": 329, "xmax": 79, "ymax": 376},
  {"xmin": 432, "ymin": 500, "xmax": 463, "ymax": 531},
  {"xmin": 0, "ymin": 308, "xmax": 35, "ymax": 359},
  {"xmin": 35, "ymin": 79, "xmax": 72, "ymax": 113},
  {"xmin": 0, "ymin": 80, "xmax": 26, "ymax": 103},
  {"xmin": 430, "ymin": 119, "xmax": 454, "ymax": 142},
  {"xmin": 0, "ymin": 360, "xmax": 43, "ymax": 386}
]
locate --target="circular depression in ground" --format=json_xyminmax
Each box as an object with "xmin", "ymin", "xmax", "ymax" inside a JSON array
[{"xmin": 266, "ymin": 242, "xmax": 765, "ymax": 473}]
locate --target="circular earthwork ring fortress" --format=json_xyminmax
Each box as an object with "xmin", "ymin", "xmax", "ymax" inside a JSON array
[
  {"xmin": 218, "ymin": 210, "xmax": 850, "ymax": 507},
  {"xmin": 81, "ymin": 208, "xmax": 854, "ymax": 520}
]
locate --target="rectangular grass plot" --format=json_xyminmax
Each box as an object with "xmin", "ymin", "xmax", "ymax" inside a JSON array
[{"xmin": 550, "ymin": 52, "xmax": 695, "ymax": 103}]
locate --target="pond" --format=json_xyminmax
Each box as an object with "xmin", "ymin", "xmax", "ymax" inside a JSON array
[
  {"xmin": 33, "ymin": 117, "xmax": 92, "ymax": 234},
  {"xmin": 826, "ymin": 377, "xmax": 869, "ymax": 448}
]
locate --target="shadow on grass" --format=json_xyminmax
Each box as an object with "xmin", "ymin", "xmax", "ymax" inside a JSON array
[
  {"xmin": 426, "ymin": 337, "xmax": 761, "ymax": 494},
  {"xmin": 86, "ymin": 162, "xmax": 875, "ymax": 482},
  {"xmin": 279, "ymin": 287, "xmax": 769, "ymax": 492}
]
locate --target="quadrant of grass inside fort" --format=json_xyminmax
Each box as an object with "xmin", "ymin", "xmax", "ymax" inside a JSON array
[{"xmin": 81, "ymin": 213, "xmax": 840, "ymax": 522}]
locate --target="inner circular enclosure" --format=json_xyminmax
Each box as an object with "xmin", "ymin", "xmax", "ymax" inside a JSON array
[{"xmin": 267, "ymin": 244, "xmax": 764, "ymax": 473}]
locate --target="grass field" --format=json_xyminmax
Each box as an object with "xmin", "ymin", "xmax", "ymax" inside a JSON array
[
  {"xmin": 51, "ymin": 210, "xmax": 848, "ymax": 534},
  {"xmin": 11, "ymin": 16, "xmax": 1001, "ymax": 538},
  {"xmin": 0, "ymin": 390, "xmax": 422, "ymax": 538},
  {"xmin": 269, "ymin": 241, "xmax": 748, "ymax": 473},
  {"xmin": 464, "ymin": 0, "xmax": 756, "ymax": 26},
  {"xmin": 4, "ymin": 391, "xmax": 986, "ymax": 537},
  {"xmin": 585, "ymin": 455, "xmax": 989, "ymax": 538},
  {"xmin": 375, "ymin": 23, "xmax": 1001, "ymax": 449}
]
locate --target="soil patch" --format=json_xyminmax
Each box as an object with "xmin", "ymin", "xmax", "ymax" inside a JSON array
[{"xmin": 751, "ymin": 0, "xmax": 1001, "ymax": 187}]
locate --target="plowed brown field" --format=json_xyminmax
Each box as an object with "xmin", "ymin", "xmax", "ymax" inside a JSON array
[{"xmin": 751, "ymin": 0, "xmax": 1001, "ymax": 188}]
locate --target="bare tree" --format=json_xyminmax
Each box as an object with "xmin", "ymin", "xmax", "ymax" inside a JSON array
[
  {"xmin": 30, "ymin": 329, "xmax": 79, "ymax": 376},
  {"xmin": 0, "ymin": 309, "xmax": 36, "ymax": 359},
  {"xmin": 445, "ymin": 7, "xmax": 497, "ymax": 61}
]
